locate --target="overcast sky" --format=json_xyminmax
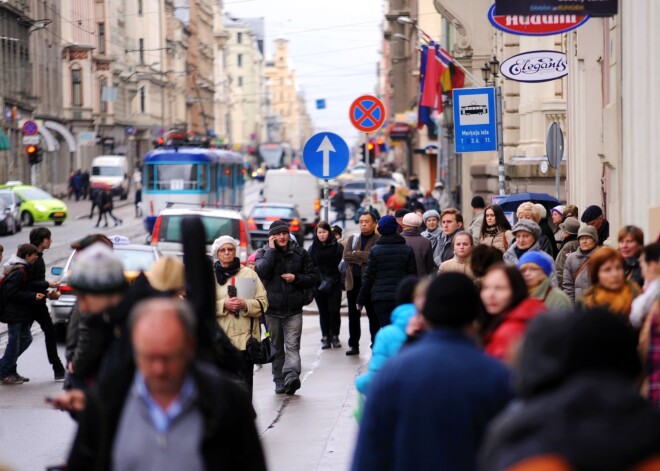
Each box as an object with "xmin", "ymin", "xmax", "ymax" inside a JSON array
[{"xmin": 224, "ymin": 0, "xmax": 384, "ymax": 146}]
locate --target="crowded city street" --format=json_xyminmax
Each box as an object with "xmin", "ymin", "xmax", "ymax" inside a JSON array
[{"xmin": 2, "ymin": 0, "xmax": 660, "ymax": 470}]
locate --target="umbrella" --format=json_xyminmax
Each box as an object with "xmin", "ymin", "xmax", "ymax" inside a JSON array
[{"xmin": 497, "ymin": 192, "xmax": 560, "ymax": 212}]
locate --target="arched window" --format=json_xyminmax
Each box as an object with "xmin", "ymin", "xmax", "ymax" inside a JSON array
[{"xmin": 71, "ymin": 65, "xmax": 82, "ymax": 106}]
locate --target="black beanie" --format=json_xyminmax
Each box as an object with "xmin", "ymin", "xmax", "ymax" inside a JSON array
[
  {"xmin": 580, "ymin": 205, "xmax": 603, "ymax": 223},
  {"xmin": 268, "ymin": 220, "xmax": 290, "ymax": 236},
  {"xmin": 423, "ymin": 273, "xmax": 479, "ymax": 328},
  {"xmin": 394, "ymin": 208, "xmax": 411, "ymax": 219},
  {"xmin": 471, "ymin": 196, "xmax": 486, "ymax": 209}
]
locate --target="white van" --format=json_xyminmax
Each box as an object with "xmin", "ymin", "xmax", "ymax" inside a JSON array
[
  {"xmin": 90, "ymin": 156, "xmax": 130, "ymax": 199},
  {"xmin": 262, "ymin": 169, "xmax": 320, "ymax": 233}
]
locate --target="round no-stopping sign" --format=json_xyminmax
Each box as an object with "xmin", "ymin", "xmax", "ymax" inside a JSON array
[
  {"xmin": 349, "ymin": 95, "xmax": 385, "ymax": 133},
  {"xmin": 22, "ymin": 120, "xmax": 38, "ymax": 136}
]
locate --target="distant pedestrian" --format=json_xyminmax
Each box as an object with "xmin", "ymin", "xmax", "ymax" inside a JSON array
[
  {"xmin": 439, "ymin": 232, "xmax": 475, "ymax": 279},
  {"xmin": 81, "ymin": 169, "xmax": 90, "ymax": 200},
  {"xmin": 96, "ymin": 188, "xmax": 122, "ymax": 227},
  {"xmin": 401, "ymin": 213, "xmax": 435, "ymax": 276},
  {"xmin": 386, "ymin": 187, "xmax": 408, "ymax": 210},
  {"xmin": 134, "ymin": 182, "xmax": 143, "ymax": 218},
  {"xmin": 579, "ymin": 246, "xmax": 641, "ymax": 317},
  {"xmin": 479, "ymin": 204, "xmax": 513, "ymax": 253},
  {"xmin": 255, "ymin": 220, "xmax": 317, "ymax": 395},
  {"xmin": 332, "ymin": 186, "xmax": 346, "ymax": 228},
  {"xmin": 479, "ymin": 264, "xmax": 547, "ymax": 363},
  {"xmin": 352, "ymin": 273, "xmax": 513, "ymax": 471},
  {"xmin": 433, "ymin": 208, "xmax": 465, "ymax": 265},
  {"xmin": 618, "ymin": 225, "xmax": 645, "ymax": 287},
  {"xmin": 516, "ymin": 202, "xmax": 554, "ymax": 258},
  {"xmin": 562, "ymin": 225, "xmax": 599, "ymax": 304},
  {"xmin": 555, "ymin": 217, "xmax": 581, "ymax": 288},
  {"xmin": 535, "ymin": 203, "xmax": 558, "ymax": 259},
  {"xmin": 72, "ymin": 170, "xmax": 84, "ymax": 201},
  {"xmin": 563, "ymin": 204, "xmax": 579, "ymax": 220},
  {"xmin": 212, "ymin": 236, "xmax": 268, "ymax": 399},
  {"xmin": 468, "ymin": 196, "xmax": 485, "ymax": 243},
  {"xmin": 581, "ymin": 204, "xmax": 610, "ymax": 246},
  {"xmin": 421, "ymin": 209, "xmax": 442, "ymax": 252},
  {"xmin": 308, "ymin": 222, "xmax": 343, "ymax": 350},
  {"xmin": 343, "ymin": 212, "xmax": 380, "ymax": 356},
  {"xmin": 394, "ymin": 208, "xmax": 410, "ymax": 233},
  {"xmin": 518, "ymin": 251, "xmax": 571, "ymax": 310},
  {"xmin": 630, "ymin": 242, "xmax": 660, "ymax": 329},
  {"xmin": 0, "ymin": 244, "xmax": 46, "ymax": 384},
  {"xmin": 28, "ymin": 227, "xmax": 66, "ymax": 380},
  {"xmin": 422, "ymin": 191, "xmax": 439, "ymax": 212},
  {"xmin": 357, "ymin": 215, "xmax": 416, "ymax": 329},
  {"xmin": 550, "ymin": 205, "xmax": 566, "ymax": 249},
  {"xmin": 89, "ymin": 186, "xmax": 102, "ymax": 219},
  {"xmin": 480, "ymin": 309, "xmax": 660, "ymax": 471}
]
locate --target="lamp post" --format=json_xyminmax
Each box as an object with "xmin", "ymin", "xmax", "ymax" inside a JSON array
[{"xmin": 481, "ymin": 57, "xmax": 506, "ymax": 196}]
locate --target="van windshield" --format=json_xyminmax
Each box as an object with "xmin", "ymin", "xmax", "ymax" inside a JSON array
[
  {"xmin": 159, "ymin": 215, "xmax": 240, "ymax": 244},
  {"xmin": 93, "ymin": 166, "xmax": 124, "ymax": 177}
]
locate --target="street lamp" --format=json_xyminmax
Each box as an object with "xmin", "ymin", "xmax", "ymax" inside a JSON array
[{"xmin": 482, "ymin": 56, "xmax": 506, "ymax": 196}]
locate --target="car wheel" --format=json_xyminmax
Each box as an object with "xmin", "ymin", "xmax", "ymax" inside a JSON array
[
  {"xmin": 54, "ymin": 221, "xmax": 63, "ymax": 226},
  {"xmin": 21, "ymin": 211, "xmax": 34, "ymax": 227},
  {"xmin": 344, "ymin": 202, "xmax": 357, "ymax": 220}
]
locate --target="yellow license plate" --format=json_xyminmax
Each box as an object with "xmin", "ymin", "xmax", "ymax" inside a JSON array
[{"xmin": 53, "ymin": 212, "xmax": 64, "ymax": 217}]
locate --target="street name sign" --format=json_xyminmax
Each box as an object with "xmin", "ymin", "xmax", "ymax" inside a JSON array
[
  {"xmin": 500, "ymin": 50, "xmax": 568, "ymax": 83},
  {"xmin": 303, "ymin": 132, "xmax": 349, "ymax": 179},
  {"xmin": 22, "ymin": 135, "xmax": 39, "ymax": 145},
  {"xmin": 349, "ymin": 95, "xmax": 385, "ymax": 133},
  {"xmin": 487, "ymin": 5, "xmax": 589, "ymax": 36},
  {"xmin": 453, "ymin": 88, "xmax": 497, "ymax": 153}
]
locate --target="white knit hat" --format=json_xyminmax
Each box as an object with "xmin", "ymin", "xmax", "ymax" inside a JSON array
[{"xmin": 211, "ymin": 236, "xmax": 238, "ymax": 260}]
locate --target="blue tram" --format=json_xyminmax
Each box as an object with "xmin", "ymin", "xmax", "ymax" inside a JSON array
[{"xmin": 142, "ymin": 146, "xmax": 245, "ymax": 233}]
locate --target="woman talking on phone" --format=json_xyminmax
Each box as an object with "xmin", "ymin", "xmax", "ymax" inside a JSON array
[{"xmin": 213, "ymin": 235, "xmax": 268, "ymax": 399}]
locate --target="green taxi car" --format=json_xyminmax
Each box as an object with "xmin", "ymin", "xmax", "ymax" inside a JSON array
[{"xmin": 6, "ymin": 185, "xmax": 68, "ymax": 226}]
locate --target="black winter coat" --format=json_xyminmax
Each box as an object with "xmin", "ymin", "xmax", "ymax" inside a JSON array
[
  {"xmin": 255, "ymin": 242, "xmax": 318, "ymax": 317},
  {"xmin": 1, "ymin": 263, "xmax": 42, "ymax": 323},
  {"xmin": 308, "ymin": 238, "xmax": 343, "ymax": 283},
  {"xmin": 67, "ymin": 361, "xmax": 266, "ymax": 471},
  {"xmin": 539, "ymin": 220, "xmax": 558, "ymax": 258},
  {"xmin": 28, "ymin": 252, "xmax": 49, "ymax": 293},
  {"xmin": 357, "ymin": 233, "xmax": 417, "ymax": 305}
]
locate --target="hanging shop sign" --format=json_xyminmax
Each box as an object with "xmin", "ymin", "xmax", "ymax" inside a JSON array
[
  {"xmin": 495, "ymin": 0, "xmax": 617, "ymax": 18},
  {"xmin": 500, "ymin": 50, "xmax": 568, "ymax": 83},
  {"xmin": 487, "ymin": 5, "xmax": 589, "ymax": 36}
]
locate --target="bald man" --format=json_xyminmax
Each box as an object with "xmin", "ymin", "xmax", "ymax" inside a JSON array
[{"xmin": 64, "ymin": 298, "xmax": 266, "ymax": 471}]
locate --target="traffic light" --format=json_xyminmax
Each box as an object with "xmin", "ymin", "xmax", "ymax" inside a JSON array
[
  {"xmin": 359, "ymin": 143, "xmax": 366, "ymax": 162},
  {"xmin": 367, "ymin": 141, "xmax": 375, "ymax": 164},
  {"xmin": 26, "ymin": 145, "xmax": 41, "ymax": 165}
]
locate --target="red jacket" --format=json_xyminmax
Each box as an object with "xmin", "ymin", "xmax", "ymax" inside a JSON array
[{"xmin": 484, "ymin": 297, "xmax": 547, "ymax": 361}]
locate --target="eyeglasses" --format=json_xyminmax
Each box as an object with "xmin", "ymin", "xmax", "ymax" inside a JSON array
[{"xmin": 218, "ymin": 247, "xmax": 236, "ymax": 253}]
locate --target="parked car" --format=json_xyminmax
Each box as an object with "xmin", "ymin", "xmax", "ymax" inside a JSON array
[
  {"xmin": 150, "ymin": 207, "xmax": 251, "ymax": 262},
  {"xmin": 330, "ymin": 178, "xmax": 396, "ymax": 219},
  {"xmin": 50, "ymin": 237, "xmax": 161, "ymax": 338},
  {"xmin": 247, "ymin": 203, "xmax": 305, "ymax": 249},
  {"xmin": 0, "ymin": 189, "xmax": 21, "ymax": 235},
  {"xmin": 1, "ymin": 183, "xmax": 68, "ymax": 226}
]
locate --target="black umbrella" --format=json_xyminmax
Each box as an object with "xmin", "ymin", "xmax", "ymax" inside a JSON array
[{"xmin": 498, "ymin": 192, "xmax": 560, "ymax": 212}]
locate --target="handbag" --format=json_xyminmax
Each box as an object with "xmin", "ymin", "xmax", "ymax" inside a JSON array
[
  {"xmin": 318, "ymin": 275, "xmax": 336, "ymax": 294},
  {"xmin": 245, "ymin": 300, "xmax": 276, "ymax": 364}
]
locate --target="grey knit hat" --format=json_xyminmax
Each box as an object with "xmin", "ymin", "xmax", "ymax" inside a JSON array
[
  {"xmin": 577, "ymin": 225, "xmax": 599, "ymax": 243},
  {"xmin": 560, "ymin": 217, "xmax": 580, "ymax": 236},
  {"xmin": 512, "ymin": 219, "xmax": 542, "ymax": 240},
  {"xmin": 69, "ymin": 243, "xmax": 127, "ymax": 294},
  {"xmin": 422, "ymin": 209, "xmax": 440, "ymax": 223}
]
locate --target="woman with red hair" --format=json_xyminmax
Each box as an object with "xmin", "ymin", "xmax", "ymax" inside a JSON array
[{"xmin": 579, "ymin": 246, "xmax": 642, "ymax": 317}]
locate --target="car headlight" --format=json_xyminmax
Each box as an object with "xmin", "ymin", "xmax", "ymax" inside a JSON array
[{"xmin": 35, "ymin": 204, "xmax": 47, "ymax": 212}]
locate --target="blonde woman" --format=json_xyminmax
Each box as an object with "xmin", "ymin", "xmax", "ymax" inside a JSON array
[
  {"xmin": 439, "ymin": 232, "xmax": 475, "ymax": 279},
  {"xmin": 213, "ymin": 235, "xmax": 268, "ymax": 399}
]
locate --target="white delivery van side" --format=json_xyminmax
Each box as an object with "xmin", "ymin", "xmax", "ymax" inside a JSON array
[
  {"xmin": 263, "ymin": 169, "xmax": 320, "ymax": 233},
  {"xmin": 90, "ymin": 156, "xmax": 130, "ymax": 199}
]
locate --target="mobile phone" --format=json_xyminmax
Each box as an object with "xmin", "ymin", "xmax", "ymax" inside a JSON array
[{"xmin": 44, "ymin": 396, "xmax": 55, "ymax": 404}]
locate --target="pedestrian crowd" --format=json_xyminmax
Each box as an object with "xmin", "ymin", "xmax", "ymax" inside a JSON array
[{"xmin": 2, "ymin": 184, "xmax": 660, "ymax": 470}]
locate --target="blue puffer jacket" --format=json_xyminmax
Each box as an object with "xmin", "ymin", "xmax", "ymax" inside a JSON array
[
  {"xmin": 357, "ymin": 233, "xmax": 417, "ymax": 306},
  {"xmin": 355, "ymin": 303, "xmax": 417, "ymax": 395}
]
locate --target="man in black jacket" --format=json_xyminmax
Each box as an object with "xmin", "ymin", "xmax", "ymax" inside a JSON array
[
  {"xmin": 29, "ymin": 227, "xmax": 66, "ymax": 380},
  {"xmin": 0, "ymin": 244, "xmax": 45, "ymax": 384},
  {"xmin": 62, "ymin": 298, "xmax": 266, "ymax": 471},
  {"xmin": 357, "ymin": 215, "xmax": 417, "ymax": 329},
  {"xmin": 256, "ymin": 220, "xmax": 318, "ymax": 395}
]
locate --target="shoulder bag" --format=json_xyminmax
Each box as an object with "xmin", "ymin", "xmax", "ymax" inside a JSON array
[{"xmin": 245, "ymin": 299, "xmax": 276, "ymax": 364}]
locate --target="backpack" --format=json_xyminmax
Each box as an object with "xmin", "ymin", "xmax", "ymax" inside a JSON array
[{"xmin": 0, "ymin": 266, "xmax": 28, "ymax": 314}]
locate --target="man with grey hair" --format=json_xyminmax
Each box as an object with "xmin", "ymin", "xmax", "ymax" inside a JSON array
[{"xmin": 64, "ymin": 298, "xmax": 266, "ymax": 471}]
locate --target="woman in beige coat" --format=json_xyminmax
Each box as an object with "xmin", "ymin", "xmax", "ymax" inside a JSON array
[
  {"xmin": 478, "ymin": 204, "xmax": 513, "ymax": 253},
  {"xmin": 439, "ymin": 232, "xmax": 475, "ymax": 279},
  {"xmin": 213, "ymin": 235, "xmax": 268, "ymax": 399}
]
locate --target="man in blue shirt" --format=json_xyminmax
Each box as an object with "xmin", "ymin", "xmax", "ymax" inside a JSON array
[{"xmin": 352, "ymin": 272, "xmax": 513, "ymax": 471}]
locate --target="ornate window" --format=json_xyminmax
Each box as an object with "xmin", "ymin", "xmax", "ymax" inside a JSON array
[{"xmin": 71, "ymin": 65, "xmax": 82, "ymax": 106}]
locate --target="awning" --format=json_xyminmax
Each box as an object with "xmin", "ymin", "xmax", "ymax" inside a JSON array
[{"xmin": 0, "ymin": 130, "xmax": 10, "ymax": 151}]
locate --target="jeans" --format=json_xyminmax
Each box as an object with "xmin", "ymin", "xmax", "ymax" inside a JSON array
[
  {"xmin": 347, "ymin": 275, "xmax": 379, "ymax": 349},
  {"xmin": 0, "ymin": 322, "xmax": 33, "ymax": 377},
  {"xmin": 32, "ymin": 305, "xmax": 64, "ymax": 368},
  {"xmin": 267, "ymin": 312, "xmax": 303, "ymax": 385},
  {"xmin": 315, "ymin": 285, "xmax": 341, "ymax": 338}
]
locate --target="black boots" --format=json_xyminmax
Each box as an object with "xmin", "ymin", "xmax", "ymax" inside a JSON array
[{"xmin": 321, "ymin": 337, "xmax": 331, "ymax": 349}]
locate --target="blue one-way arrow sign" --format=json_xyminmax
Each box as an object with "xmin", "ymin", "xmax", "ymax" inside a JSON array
[{"xmin": 303, "ymin": 132, "xmax": 349, "ymax": 179}]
